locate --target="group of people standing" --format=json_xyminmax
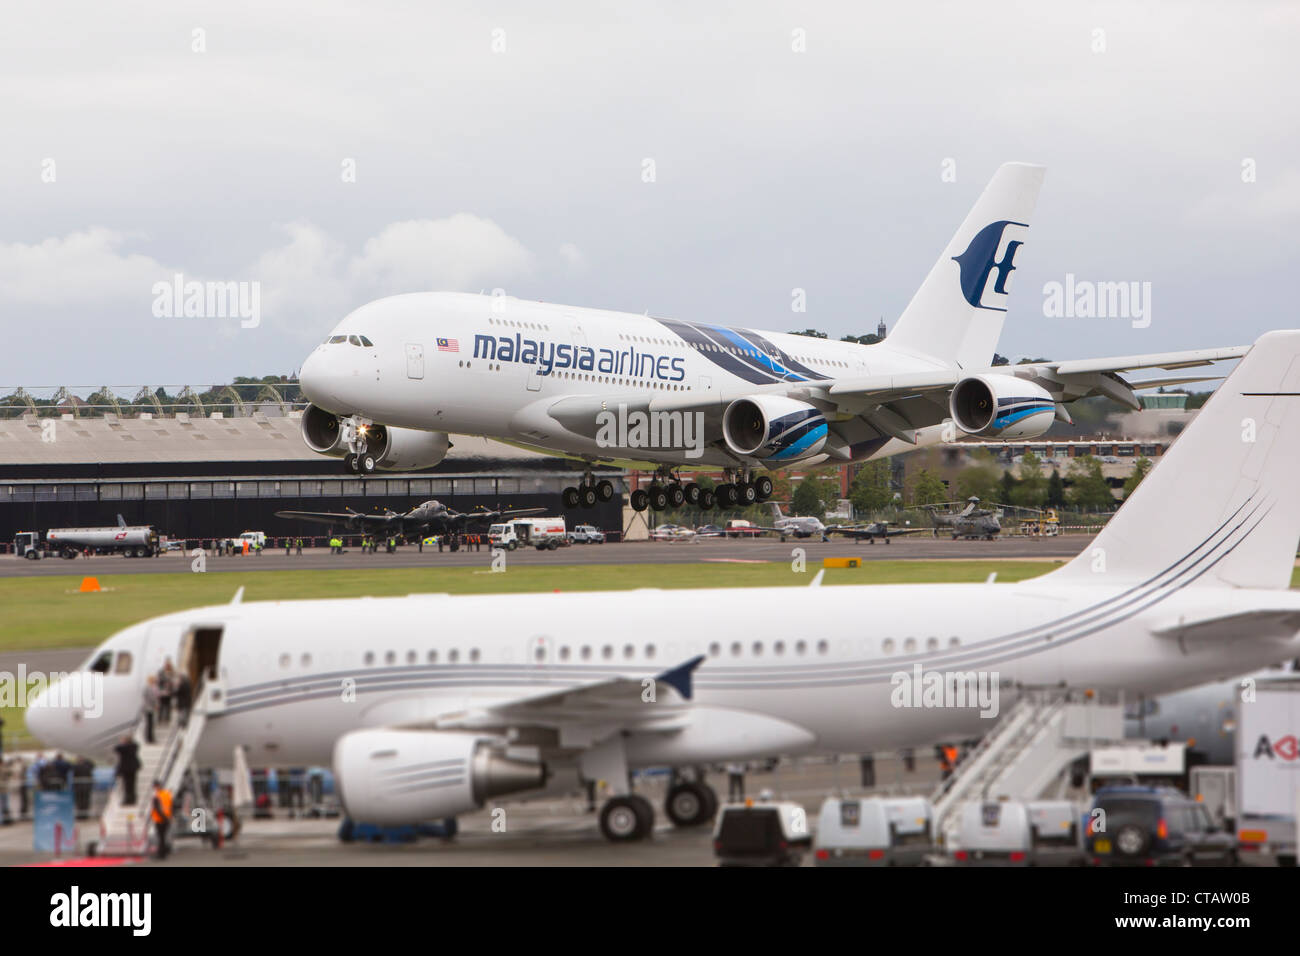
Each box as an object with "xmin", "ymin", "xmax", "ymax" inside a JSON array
[{"xmin": 140, "ymin": 658, "xmax": 193, "ymax": 744}]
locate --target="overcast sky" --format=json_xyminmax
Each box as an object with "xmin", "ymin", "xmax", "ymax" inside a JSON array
[{"xmin": 1, "ymin": 1, "xmax": 1296, "ymax": 394}]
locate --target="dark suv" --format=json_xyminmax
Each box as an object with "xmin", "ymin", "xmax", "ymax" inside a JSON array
[{"xmin": 1086, "ymin": 786, "xmax": 1237, "ymax": 867}]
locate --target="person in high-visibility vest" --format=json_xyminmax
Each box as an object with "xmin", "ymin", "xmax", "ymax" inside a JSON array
[{"xmin": 150, "ymin": 780, "xmax": 174, "ymax": 860}]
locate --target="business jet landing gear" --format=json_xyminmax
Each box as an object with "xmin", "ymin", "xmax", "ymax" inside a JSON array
[
  {"xmin": 584, "ymin": 735, "xmax": 655, "ymax": 842},
  {"xmin": 665, "ymin": 780, "xmax": 718, "ymax": 828},
  {"xmin": 600, "ymin": 795, "xmax": 655, "ymax": 841},
  {"xmin": 563, "ymin": 472, "xmax": 615, "ymax": 510}
]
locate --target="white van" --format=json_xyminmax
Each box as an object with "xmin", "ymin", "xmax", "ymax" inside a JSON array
[
  {"xmin": 880, "ymin": 796, "xmax": 935, "ymax": 866},
  {"xmin": 952, "ymin": 800, "xmax": 1032, "ymax": 866},
  {"xmin": 813, "ymin": 797, "xmax": 892, "ymax": 866},
  {"xmin": 1026, "ymin": 800, "xmax": 1084, "ymax": 866},
  {"xmin": 238, "ymin": 530, "xmax": 267, "ymax": 549}
]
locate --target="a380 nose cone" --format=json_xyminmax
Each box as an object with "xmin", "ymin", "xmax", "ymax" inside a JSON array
[{"xmin": 299, "ymin": 349, "xmax": 331, "ymax": 408}]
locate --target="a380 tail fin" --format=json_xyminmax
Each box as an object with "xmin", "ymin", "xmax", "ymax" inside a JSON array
[
  {"xmin": 1049, "ymin": 331, "xmax": 1300, "ymax": 590},
  {"xmin": 886, "ymin": 162, "xmax": 1046, "ymax": 370}
]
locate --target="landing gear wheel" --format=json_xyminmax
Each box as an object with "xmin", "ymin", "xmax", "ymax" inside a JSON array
[
  {"xmin": 699, "ymin": 489, "xmax": 716, "ymax": 510},
  {"xmin": 344, "ymin": 453, "xmax": 359, "ymax": 473},
  {"xmin": 630, "ymin": 489, "xmax": 649, "ymax": 512},
  {"xmin": 563, "ymin": 487, "xmax": 581, "ymax": 509},
  {"xmin": 716, "ymin": 484, "xmax": 737, "ymax": 509},
  {"xmin": 736, "ymin": 482, "xmax": 758, "ymax": 506},
  {"xmin": 684, "ymin": 482, "xmax": 701, "ymax": 506},
  {"xmin": 754, "ymin": 475, "xmax": 774, "ymax": 501},
  {"xmin": 595, "ymin": 479, "xmax": 615, "ymax": 502},
  {"xmin": 665, "ymin": 781, "xmax": 715, "ymax": 827},
  {"xmin": 600, "ymin": 795, "xmax": 653, "ymax": 842},
  {"xmin": 649, "ymin": 485, "xmax": 669, "ymax": 511},
  {"xmin": 667, "ymin": 484, "xmax": 686, "ymax": 508},
  {"xmin": 360, "ymin": 454, "xmax": 376, "ymax": 474},
  {"xmin": 579, "ymin": 485, "xmax": 599, "ymax": 509}
]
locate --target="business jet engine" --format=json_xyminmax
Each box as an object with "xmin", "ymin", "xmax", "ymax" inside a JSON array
[
  {"xmin": 722, "ymin": 396, "xmax": 828, "ymax": 461},
  {"xmin": 300, "ymin": 404, "xmax": 450, "ymax": 470},
  {"xmin": 333, "ymin": 730, "xmax": 548, "ymax": 824},
  {"xmin": 949, "ymin": 374, "xmax": 1056, "ymax": 439}
]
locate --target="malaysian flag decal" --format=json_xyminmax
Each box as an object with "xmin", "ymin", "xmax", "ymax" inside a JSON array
[{"xmin": 437, "ymin": 337, "xmax": 459, "ymax": 353}]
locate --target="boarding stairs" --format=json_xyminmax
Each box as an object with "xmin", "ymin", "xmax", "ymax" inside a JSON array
[
  {"xmin": 930, "ymin": 689, "xmax": 1124, "ymax": 847},
  {"xmin": 95, "ymin": 677, "xmax": 223, "ymax": 856}
]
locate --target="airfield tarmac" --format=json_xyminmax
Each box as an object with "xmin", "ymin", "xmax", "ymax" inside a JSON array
[
  {"xmin": 0, "ymin": 754, "xmax": 938, "ymax": 867},
  {"xmin": 1, "ymin": 533, "xmax": 1093, "ymax": 577}
]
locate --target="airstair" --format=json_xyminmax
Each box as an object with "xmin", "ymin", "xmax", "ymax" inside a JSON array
[
  {"xmin": 930, "ymin": 689, "xmax": 1124, "ymax": 846},
  {"xmin": 95, "ymin": 677, "xmax": 223, "ymax": 856}
]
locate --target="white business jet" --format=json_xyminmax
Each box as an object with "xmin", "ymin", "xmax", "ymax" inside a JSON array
[
  {"xmin": 294, "ymin": 163, "xmax": 1246, "ymax": 514},
  {"xmin": 28, "ymin": 330, "xmax": 1300, "ymax": 842}
]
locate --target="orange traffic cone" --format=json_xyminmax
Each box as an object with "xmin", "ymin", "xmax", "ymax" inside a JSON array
[{"xmin": 79, "ymin": 576, "xmax": 101, "ymax": 593}]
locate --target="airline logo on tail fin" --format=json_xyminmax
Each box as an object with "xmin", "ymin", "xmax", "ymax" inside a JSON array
[{"xmin": 952, "ymin": 220, "xmax": 1029, "ymax": 312}]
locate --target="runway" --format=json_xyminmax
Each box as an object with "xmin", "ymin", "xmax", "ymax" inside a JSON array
[{"xmin": 1, "ymin": 534, "xmax": 1093, "ymax": 577}]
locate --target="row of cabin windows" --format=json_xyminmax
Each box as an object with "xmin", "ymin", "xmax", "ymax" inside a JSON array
[
  {"xmin": 458, "ymin": 359, "xmax": 691, "ymax": 391},
  {"xmin": 345, "ymin": 635, "xmax": 965, "ymax": 669}
]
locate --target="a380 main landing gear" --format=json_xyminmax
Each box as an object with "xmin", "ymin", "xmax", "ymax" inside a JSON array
[
  {"xmin": 562, "ymin": 470, "xmax": 615, "ymax": 510},
  {"xmin": 629, "ymin": 468, "xmax": 774, "ymax": 512}
]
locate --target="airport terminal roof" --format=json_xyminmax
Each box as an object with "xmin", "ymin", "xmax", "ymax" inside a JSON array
[{"xmin": 0, "ymin": 410, "xmax": 562, "ymax": 469}]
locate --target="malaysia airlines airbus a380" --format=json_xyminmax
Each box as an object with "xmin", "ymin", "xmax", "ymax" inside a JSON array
[
  {"xmin": 27, "ymin": 331, "xmax": 1300, "ymax": 842},
  {"xmin": 295, "ymin": 163, "xmax": 1246, "ymax": 512}
]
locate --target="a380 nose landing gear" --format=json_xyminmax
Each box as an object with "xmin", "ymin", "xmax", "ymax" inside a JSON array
[{"xmin": 341, "ymin": 416, "xmax": 378, "ymax": 474}]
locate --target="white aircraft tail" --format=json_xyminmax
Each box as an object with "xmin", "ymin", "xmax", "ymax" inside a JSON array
[
  {"xmin": 886, "ymin": 162, "xmax": 1046, "ymax": 369},
  {"xmin": 768, "ymin": 501, "xmax": 787, "ymax": 519},
  {"xmin": 1049, "ymin": 331, "xmax": 1300, "ymax": 590}
]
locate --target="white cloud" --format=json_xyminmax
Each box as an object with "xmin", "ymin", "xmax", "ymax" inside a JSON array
[
  {"xmin": 345, "ymin": 214, "xmax": 534, "ymax": 294},
  {"xmin": 0, "ymin": 228, "xmax": 167, "ymax": 305}
]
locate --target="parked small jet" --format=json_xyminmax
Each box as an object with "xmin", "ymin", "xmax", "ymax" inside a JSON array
[
  {"xmin": 275, "ymin": 500, "xmax": 543, "ymax": 549},
  {"xmin": 927, "ymin": 497, "xmax": 1002, "ymax": 539},
  {"xmin": 826, "ymin": 520, "xmax": 926, "ymax": 544}
]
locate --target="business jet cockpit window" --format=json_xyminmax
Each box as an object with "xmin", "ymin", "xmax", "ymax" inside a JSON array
[
  {"xmin": 114, "ymin": 651, "xmax": 133, "ymax": 675},
  {"xmin": 88, "ymin": 651, "xmax": 113, "ymax": 674}
]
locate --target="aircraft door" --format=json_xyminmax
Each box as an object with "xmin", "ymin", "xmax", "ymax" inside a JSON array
[
  {"xmin": 406, "ymin": 343, "xmax": 424, "ymax": 380},
  {"xmin": 526, "ymin": 367, "xmax": 543, "ymax": 392}
]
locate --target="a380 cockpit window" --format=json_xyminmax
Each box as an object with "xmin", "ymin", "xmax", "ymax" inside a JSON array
[
  {"xmin": 88, "ymin": 651, "xmax": 113, "ymax": 674},
  {"xmin": 348, "ymin": 335, "xmax": 362, "ymax": 346},
  {"xmin": 359, "ymin": 335, "xmax": 373, "ymax": 347},
  {"xmin": 328, "ymin": 335, "xmax": 347, "ymax": 344}
]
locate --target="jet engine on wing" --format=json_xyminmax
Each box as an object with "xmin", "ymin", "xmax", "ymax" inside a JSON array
[
  {"xmin": 333, "ymin": 730, "xmax": 548, "ymax": 824},
  {"xmin": 365, "ymin": 425, "xmax": 451, "ymax": 471},
  {"xmin": 722, "ymin": 396, "xmax": 828, "ymax": 461},
  {"xmin": 301, "ymin": 403, "xmax": 349, "ymax": 457},
  {"xmin": 300, "ymin": 404, "xmax": 450, "ymax": 470},
  {"xmin": 949, "ymin": 374, "xmax": 1056, "ymax": 439}
]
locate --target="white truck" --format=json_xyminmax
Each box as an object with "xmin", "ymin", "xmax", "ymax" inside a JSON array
[
  {"xmin": 14, "ymin": 516, "xmax": 161, "ymax": 559},
  {"xmin": 1236, "ymin": 677, "xmax": 1300, "ymax": 866},
  {"xmin": 489, "ymin": 517, "xmax": 568, "ymax": 551}
]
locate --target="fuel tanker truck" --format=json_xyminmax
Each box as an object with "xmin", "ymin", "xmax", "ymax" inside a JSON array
[{"xmin": 13, "ymin": 515, "xmax": 161, "ymax": 559}]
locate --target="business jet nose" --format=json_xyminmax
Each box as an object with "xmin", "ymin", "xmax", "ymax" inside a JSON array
[{"xmin": 24, "ymin": 682, "xmax": 72, "ymax": 750}]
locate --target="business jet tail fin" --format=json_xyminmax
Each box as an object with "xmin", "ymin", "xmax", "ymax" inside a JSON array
[
  {"xmin": 887, "ymin": 162, "xmax": 1045, "ymax": 369},
  {"xmin": 1048, "ymin": 331, "xmax": 1300, "ymax": 590}
]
